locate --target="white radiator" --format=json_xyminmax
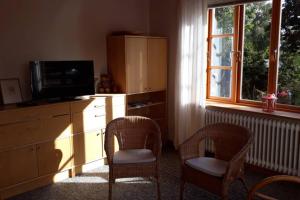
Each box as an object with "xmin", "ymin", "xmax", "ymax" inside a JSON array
[{"xmin": 205, "ymin": 109, "xmax": 300, "ymax": 176}]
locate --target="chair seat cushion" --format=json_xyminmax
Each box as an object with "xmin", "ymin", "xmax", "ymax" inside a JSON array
[
  {"xmin": 185, "ymin": 157, "xmax": 228, "ymax": 177},
  {"xmin": 113, "ymin": 149, "xmax": 156, "ymax": 164}
]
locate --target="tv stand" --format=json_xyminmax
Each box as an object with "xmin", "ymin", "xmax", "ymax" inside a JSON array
[{"xmin": 0, "ymin": 94, "xmax": 126, "ymax": 199}]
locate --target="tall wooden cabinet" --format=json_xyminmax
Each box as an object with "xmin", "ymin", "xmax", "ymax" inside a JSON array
[{"xmin": 107, "ymin": 35, "xmax": 168, "ymax": 141}]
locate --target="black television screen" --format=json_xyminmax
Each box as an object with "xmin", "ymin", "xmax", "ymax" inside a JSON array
[{"xmin": 30, "ymin": 60, "xmax": 95, "ymax": 100}]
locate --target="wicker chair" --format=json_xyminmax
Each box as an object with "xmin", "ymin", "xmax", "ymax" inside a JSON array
[
  {"xmin": 179, "ymin": 123, "xmax": 253, "ymax": 200},
  {"xmin": 248, "ymin": 175, "xmax": 300, "ymax": 200},
  {"xmin": 104, "ymin": 116, "xmax": 162, "ymax": 200}
]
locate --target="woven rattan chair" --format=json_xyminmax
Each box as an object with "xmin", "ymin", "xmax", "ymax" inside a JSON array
[
  {"xmin": 179, "ymin": 123, "xmax": 253, "ymax": 200},
  {"xmin": 105, "ymin": 116, "xmax": 162, "ymax": 200},
  {"xmin": 248, "ymin": 175, "xmax": 300, "ymax": 200}
]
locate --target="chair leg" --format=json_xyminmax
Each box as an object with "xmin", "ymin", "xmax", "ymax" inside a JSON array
[
  {"xmin": 109, "ymin": 179, "xmax": 112, "ymax": 200},
  {"xmin": 221, "ymin": 185, "xmax": 229, "ymax": 200},
  {"xmin": 180, "ymin": 180, "xmax": 185, "ymax": 200},
  {"xmin": 156, "ymin": 175, "xmax": 161, "ymax": 200},
  {"xmin": 109, "ymin": 169, "xmax": 113, "ymax": 200},
  {"xmin": 238, "ymin": 176, "xmax": 248, "ymax": 192}
]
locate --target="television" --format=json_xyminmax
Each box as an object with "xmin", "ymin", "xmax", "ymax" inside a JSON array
[{"xmin": 30, "ymin": 60, "xmax": 95, "ymax": 100}]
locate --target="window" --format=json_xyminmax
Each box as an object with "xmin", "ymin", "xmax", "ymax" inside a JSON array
[
  {"xmin": 207, "ymin": 7, "xmax": 237, "ymax": 100},
  {"xmin": 207, "ymin": 0, "xmax": 300, "ymax": 112},
  {"xmin": 277, "ymin": 0, "xmax": 300, "ymax": 106},
  {"xmin": 241, "ymin": 1, "xmax": 272, "ymax": 101}
]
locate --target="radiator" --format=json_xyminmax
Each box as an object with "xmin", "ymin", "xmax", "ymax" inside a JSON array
[{"xmin": 205, "ymin": 109, "xmax": 300, "ymax": 176}]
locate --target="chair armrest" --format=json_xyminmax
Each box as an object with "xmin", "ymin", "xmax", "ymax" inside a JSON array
[
  {"xmin": 247, "ymin": 175, "xmax": 300, "ymax": 200},
  {"xmin": 179, "ymin": 130, "xmax": 206, "ymax": 164},
  {"xmin": 104, "ymin": 131, "xmax": 115, "ymax": 165}
]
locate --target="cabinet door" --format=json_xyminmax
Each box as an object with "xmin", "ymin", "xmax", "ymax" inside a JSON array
[
  {"xmin": 73, "ymin": 131, "xmax": 103, "ymax": 166},
  {"xmin": 147, "ymin": 38, "xmax": 167, "ymax": 91},
  {"xmin": 125, "ymin": 37, "xmax": 148, "ymax": 94},
  {"xmin": 37, "ymin": 137, "xmax": 72, "ymax": 176},
  {"xmin": 0, "ymin": 146, "xmax": 38, "ymax": 188}
]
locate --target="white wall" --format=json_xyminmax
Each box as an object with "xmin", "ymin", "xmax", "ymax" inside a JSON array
[{"xmin": 0, "ymin": 0, "xmax": 150, "ymax": 100}]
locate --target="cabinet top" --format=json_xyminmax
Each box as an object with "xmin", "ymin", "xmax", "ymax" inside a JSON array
[
  {"xmin": 93, "ymin": 93, "xmax": 126, "ymax": 97},
  {"xmin": 0, "ymin": 94, "xmax": 124, "ymax": 112}
]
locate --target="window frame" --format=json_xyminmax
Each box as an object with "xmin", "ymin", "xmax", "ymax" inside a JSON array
[
  {"xmin": 207, "ymin": 7, "xmax": 240, "ymax": 102},
  {"xmin": 206, "ymin": 0, "xmax": 300, "ymax": 113}
]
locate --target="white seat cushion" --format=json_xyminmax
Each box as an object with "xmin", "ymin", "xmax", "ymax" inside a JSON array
[
  {"xmin": 113, "ymin": 149, "xmax": 156, "ymax": 164},
  {"xmin": 185, "ymin": 157, "xmax": 228, "ymax": 177}
]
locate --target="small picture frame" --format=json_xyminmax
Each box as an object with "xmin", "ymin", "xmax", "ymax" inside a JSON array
[{"xmin": 0, "ymin": 78, "xmax": 23, "ymax": 104}]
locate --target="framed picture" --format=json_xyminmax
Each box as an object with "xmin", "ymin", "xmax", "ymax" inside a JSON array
[{"xmin": 0, "ymin": 78, "xmax": 23, "ymax": 104}]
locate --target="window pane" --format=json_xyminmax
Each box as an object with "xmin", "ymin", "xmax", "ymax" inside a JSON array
[
  {"xmin": 212, "ymin": 7, "xmax": 234, "ymax": 35},
  {"xmin": 241, "ymin": 1, "xmax": 272, "ymax": 101},
  {"xmin": 277, "ymin": 0, "xmax": 300, "ymax": 106},
  {"xmin": 211, "ymin": 37, "xmax": 233, "ymax": 67},
  {"xmin": 210, "ymin": 69, "xmax": 232, "ymax": 98}
]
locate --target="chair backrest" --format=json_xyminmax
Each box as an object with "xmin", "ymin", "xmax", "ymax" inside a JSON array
[
  {"xmin": 105, "ymin": 116, "xmax": 161, "ymax": 155},
  {"xmin": 203, "ymin": 123, "xmax": 252, "ymax": 161}
]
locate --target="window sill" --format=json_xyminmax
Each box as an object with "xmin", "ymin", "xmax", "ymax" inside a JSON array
[{"xmin": 206, "ymin": 101, "xmax": 300, "ymax": 122}]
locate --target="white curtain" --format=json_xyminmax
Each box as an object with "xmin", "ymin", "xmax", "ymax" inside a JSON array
[{"xmin": 174, "ymin": 0, "xmax": 208, "ymax": 147}]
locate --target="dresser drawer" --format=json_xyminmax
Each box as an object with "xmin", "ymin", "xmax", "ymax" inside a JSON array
[
  {"xmin": 0, "ymin": 115, "xmax": 71, "ymax": 151},
  {"xmin": 71, "ymin": 98, "xmax": 106, "ymax": 114},
  {"xmin": 35, "ymin": 103, "xmax": 70, "ymax": 119},
  {"xmin": 0, "ymin": 102, "xmax": 69, "ymax": 126},
  {"xmin": 72, "ymin": 110, "xmax": 106, "ymax": 134}
]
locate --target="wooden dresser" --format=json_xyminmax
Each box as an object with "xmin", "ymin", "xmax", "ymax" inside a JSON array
[{"xmin": 0, "ymin": 94, "xmax": 125, "ymax": 199}]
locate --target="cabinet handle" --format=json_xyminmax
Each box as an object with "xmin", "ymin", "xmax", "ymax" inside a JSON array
[
  {"xmin": 53, "ymin": 114, "xmax": 69, "ymax": 118},
  {"xmin": 94, "ymin": 105, "xmax": 102, "ymax": 108},
  {"xmin": 94, "ymin": 115, "xmax": 102, "ymax": 118}
]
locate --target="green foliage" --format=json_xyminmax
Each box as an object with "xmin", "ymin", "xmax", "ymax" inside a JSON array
[
  {"xmin": 242, "ymin": 2, "xmax": 272, "ymax": 100},
  {"xmin": 277, "ymin": 0, "xmax": 300, "ymax": 105},
  {"xmin": 241, "ymin": 0, "xmax": 300, "ymax": 105},
  {"xmin": 215, "ymin": 7, "xmax": 234, "ymax": 34}
]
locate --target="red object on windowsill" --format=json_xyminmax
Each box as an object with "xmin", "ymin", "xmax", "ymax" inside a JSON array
[{"xmin": 262, "ymin": 93, "xmax": 277, "ymax": 113}]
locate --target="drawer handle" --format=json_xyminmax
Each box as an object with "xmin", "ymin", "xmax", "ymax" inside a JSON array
[
  {"xmin": 94, "ymin": 105, "xmax": 102, "ymax": 108},
  {"xmin": 53, "ymin": 114, "xmax": 69, "ymax": 118},
  {"xmin": 94, "ymin": 115, "xmax": 102, "ymax": 118}
]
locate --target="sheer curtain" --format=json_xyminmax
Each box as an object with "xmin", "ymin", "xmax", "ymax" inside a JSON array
[{"xmin": 174, "ymin": 0, "xmax": 208, "ymax": 147}]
